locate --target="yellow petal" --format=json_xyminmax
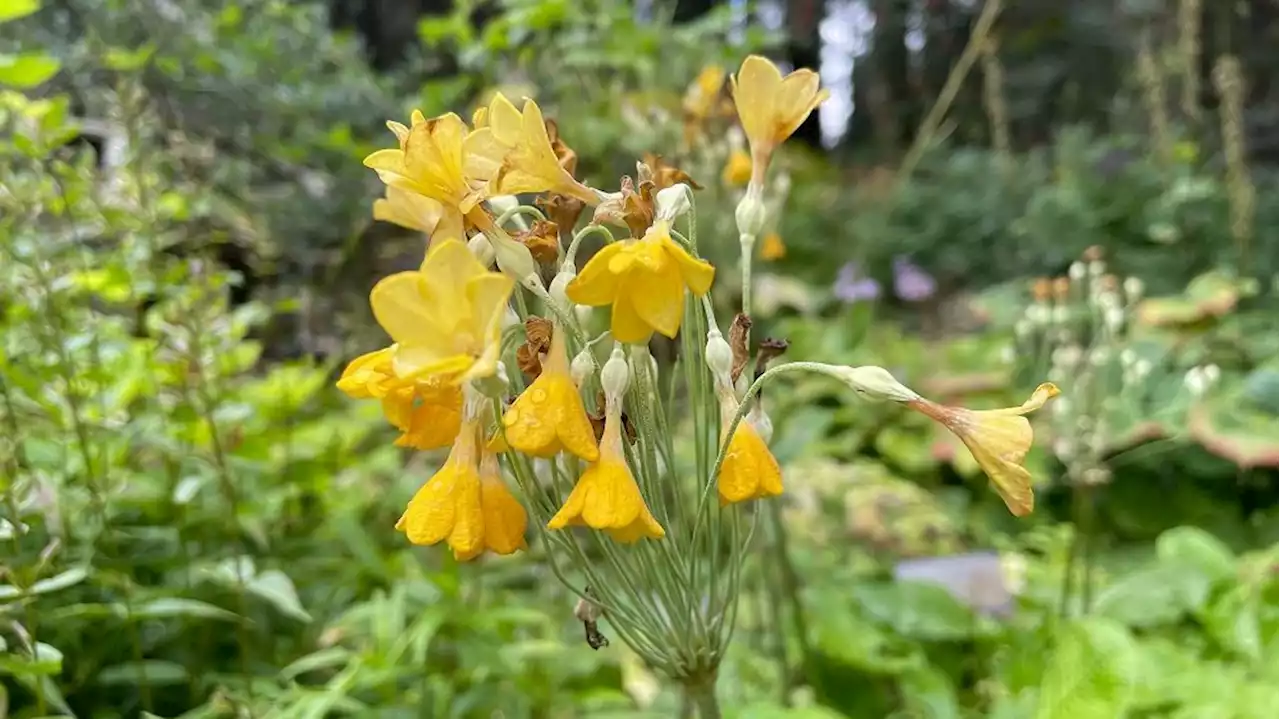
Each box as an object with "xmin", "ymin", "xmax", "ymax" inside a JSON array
[
  {"xmin": 392, "ymin": 348, "xmax": 473, "ymax": 382},
  {"xmin": 393, "ymin": 380, "xmax": 464, "ymax": 450},
  {"xmin": 718, "ymin": 421, "xmax": 784, "ymax": 505},
  {"xmin": 627, "ymin": 252, "xmax": 685, "ymax": 339},
  {"xmin": 372, "ymin": 186, "xmax": 448, "ymax": 235},
  {"xmin": 398, "ymin": 429, "xmax": 478, "ymax": 545},
  {"xmin": 566, "ymin": 242, "xmax": 626, "ymax": 306},
  {"xmin": 659, "ymin": 235, "xmax": 716, "ymax": 296},
  {"xmin": 487, "ymin": 92, "xmax": 524, "ymax": 146},
  {"xmin": 732, "ymin": 55, "xmax": 782, "ymax": 150},
  {"xmin": 609, "ymin": 281, "xmax": 654, "ymax": 344},
  {"xmin": 387, "ymin": 120, "xmax": 410, "ymax": 147},
  {"xmin": 370, "ymin": 272, "xmax": 447, "ymax": 347},
  {"xmin": 402, "ymin": 113, "xmax": 469, "ymax": 203},
  {"xmin": 772, "ymin": 70, "xmax": 824, "ymax": 142},
  {"xmin": 760, "ymin": 232, "xmax": 786, "ymax": 261},
  {"xmin": 480, "ymin": 465, "xmax": 528, "ymax": 555},
  {"xmin": 336, "ymin": 347, "xmax": 397, "ymax": 399},
  {"xmin": 959, "ymin": 414, "xmax": 1036, "ymax": 517},
  {"xmin": 420, "ymin": 237, "xmax": 487, "ymax": 299},
  {"xmin": 446, "ymin": 470, "xmax": 485, "ymax": 561},
  {"xmin": 363, "ymin": 148, "xmax": 406, "ymax": 174},
  {"xmin": 466, "ymin": 272, "xmax": 516, "ymax": 347}
]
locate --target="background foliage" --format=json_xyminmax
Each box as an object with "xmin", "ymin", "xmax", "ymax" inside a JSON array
[{"xmin": 1, "ymin": 0, "xmax": 1276, "ymax": 717}]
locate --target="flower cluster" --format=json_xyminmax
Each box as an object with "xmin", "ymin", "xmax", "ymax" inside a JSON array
[{"xmin": 335, "ymin": 54, "xmax": 1059, "ymax": 683}]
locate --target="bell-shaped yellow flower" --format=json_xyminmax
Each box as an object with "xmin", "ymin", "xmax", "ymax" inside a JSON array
[
  {"xmin": 370, "ymin": 238, "xmax": 514, "ymax": 383},
  {"xmin": 362, "ymin": 111, "xmax": 504, "ymax": 231},
  {"xmin": 721, "ymin": 148, "xmax": 753, "ymax": 187},
  {"xmin": 479, "ymin": 93, "xmax": 598, "ymax": 206},
  {"xmin": 565, "ymin": 221, "xmax": 716, "ymax": 344},
  {"xmin": 396, "ymin": 422, "xmax": 528, "ymax": 559},
  {"xmin": 499, "ymin": 326, "xmax": 600, "ymax": 461},
  {"xmin": 717, "ymin": 409, "xmax": 784, "ymax": 505},
  {"xmin": 337, "ymin": 346, "xmax": 464, "ymax": 450},
  {"xmin": 909, "ymin": 383, "xmax": 1060, "ymax": 517},
  {"xmin": 760, "ymin": 231, "xmax": 786, "ymax": 260},
  {"xmin": 547, "ymin": 407, "xmax": 664, "ymax": 543},
  {"xmin": 731, "ymin": 55, "xmax": 829, "ymax": 182}
]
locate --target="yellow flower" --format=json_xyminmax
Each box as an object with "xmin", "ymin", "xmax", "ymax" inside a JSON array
[
  {"xmin": 731, "ymin": 55, "xmax": 829, "ymax": 182},
  {"xmin": 396, "ymin": 422, "xmax": 528, "ymax": 559},
  {"xmin": 370, "ymin": 238, "xmax": 514, "ymax": 383},
  {"xmin": 372, "ymin": 186, "xmax": 463, "ymax": 241},
  {"xmin": 760, "ymin": 231, "xmax": 786, "ymax": 261},
  {"xmin": 547, "ymin": 405, "xmax": 665, "ymax": 542},
  {"xmin": 909, "ymin": 383, "xmax": 1060, "ymax": 517},
  {"xmin": 499, "ymin": 325, "xmax": 600, "ymax": 461},
  {"xmin": 683, "ymin": 65, "xmax": 726, "ymax": 121},
  {"xmin": 362, "ymin": 111, "xmax": 504, "ymax": 232},
  {"xmin": 717, "ymin": 413, "xmax": 784, "ymax": 505},
  {"xmin": 565, "ymin": 221, "xmax": 716, "ymax": 344},
  {"xmin": 721, "ymin": 148, "xmax": 753, "ymax": 187},
  {"xmin": 337, "ymin": 346, "xmax": 463, "ymax": 450},
  {"xmin": 479, "ymin": 93, "xmax": 598, "ymax": 205}
]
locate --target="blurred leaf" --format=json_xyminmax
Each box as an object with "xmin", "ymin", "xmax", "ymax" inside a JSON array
[
  {"xmin": 1095, "ymin": 564, "xmax": 1211, "ymax": 627},
  {"xmin": 900, "ymin": 665, "xmax": 960, "ymax": 719},
  {"xmin": 852, "ymin": 581, "xmax": 976, "ymax": 641},
  {"xmin": 134, "ymin": 598, "xmax": 239, "ymax": 622},
  {"xmin": 0, "ymin": 0, "xmax": 38, "ymax": 23},
  {"xmin": 279, "ymin": 647, "xmax": 352, "ymax": 681},
  {"xmin": 0, "ymin": 566, "xmax": 88, "ymax": 601},
  {"xmin": 248, "ymin": 569, "xmax": 312, "ymax": 622},
  {"xmin": 1157, "ymin": 526, "xmax": 1236, "ymax": 583},
  {"xmin": 97, "ymin": 661, "xmax": 189, "ymax": 686},
  {"xmin": 1035, "ymin": 617, "xmax": 1137, "ymax": 719},
  {"xmin": 0, "ymin": 53, "xmax": 60, "ymax": 88}
]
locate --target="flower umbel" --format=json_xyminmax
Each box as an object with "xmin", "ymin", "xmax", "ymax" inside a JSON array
[
  {"xmin": 370, "ymin": 238, "xmax": 514, "ymax": 382},
  {"xmin": 908, "ymin": 383, "xmax": 1061, "ymax": 517},
  {"xmin": 566, "ymin": 220, "xmax": 716, "ymax": 344}
]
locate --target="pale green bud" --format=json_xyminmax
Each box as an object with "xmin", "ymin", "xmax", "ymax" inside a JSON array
[
  {"xmin": 487, "ymin": 230, "xmax": 539, "ymax": 287},
  {"xmin": 655, "ymin": 184, "xmax": 691, "ymax": 222},
  {"xmin": 570, "ymin": 348, "xmax": 594, "ymax": 388},
  {"xmin": 833, "ymin": 365, "xmax": 921, "ymax": 403},
  {"xmin": 734, "ymin": 185, "xmax": 767, "ymax": 238},
  {"xmin": 468, "ymin": 233, "xmax": 495, "ymax": 267},
  {"xmin": 549, "ymin": 269, "xmax": 574, "ymax": 312},
  {"xmin": 704, "ymin": 329, "xmax": 733, "ymax": 382},
  {"xmin": 601, "ymin": 344, "xmax": 630, "ymax": 399}
]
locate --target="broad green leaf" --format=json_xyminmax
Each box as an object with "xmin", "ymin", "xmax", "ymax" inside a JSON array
[
  {"xmin": 0, "ymin": 52, "xmax": 60, "ymax": 88},
  {"xmin": 134, "ymin": 598, "xmax": 239, "ymax": 622},
  {"xmin": 248, "ymin": 569, "xmax": 312, "ymax": 622},
  {"xmin": 1203, "ymin": 584, "xmax": 1262, "ymax": 660},
  {"xmin": 0, "ymin": 0, "xmax": 39, "ymax": 23},
  {"xmin": 853, "ymin": 581, "xmax": 976, "ymax": 641},
  {"xmin": 1035, "ymin": 617, "xmax": 1137, "ymax": 719},
  {"xmin": 0, "ymin": 566, "xmax": 88, "ymax": 601},
  {"xmin": 900, "ymin": 665, "xmax": 960, "ymax": 719},
  {"xmin": 1157, "ymin": 526, "xmax": 1236, "ymax": 583},
  {"xmin": 1095, "ymin": 564, "xmax": 1211, "ymax": 626},
  {"xmin": 97, "ymin": 660, "xmax": 189, "ymax": 686}
]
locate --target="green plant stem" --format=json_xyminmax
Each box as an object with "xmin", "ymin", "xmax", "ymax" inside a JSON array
[{"xmin": 682, "ymin": 675, "xmax": 722, "ymax": 719}]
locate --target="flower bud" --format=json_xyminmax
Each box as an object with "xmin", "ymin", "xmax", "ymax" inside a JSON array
[
  {"xmin": 747, "ymin": 405, "xmax": 774, "ymax": 444},
  {"xmin": 654, "ymin": 184, "xmax": 691, "ymax": 222},
  {"xmin": 487, "ymin": 230, "xmax": 539, "ymax": 287},
  {"xmin": 1068, "ymin": 262, "xmax": 1085, "ymax": 280},
  {"xmin": 833, "ymin": 365, "xmax": 920, "ymax": 403},
  {"xmin": 704, "ymin": 329, "xmax": 733, "ymax": 380},
  {"xmin": 601, "ymin": 345, "xmax": 630, "ymax": 399},
  {"xmin": 734, "ymin": 186, "xmax": 767, "ymax": 238},
  {"xmin": 1123, "ymin": 277, "xmax": 1144, "ymax": 303},
  {"xmin": 468, "ymin": 233, "xmax": 496, "ymax": 267},
  {"xmin": 574, "ymin": 304, "xmax": 593, "ymax": 327},
  {"xmin": 570, "ymin": 349, "xmax": 594, "ymax": 388},
  {"xmin": 549, "ymin": 269, "xmax": 574, "ymax": 313}
]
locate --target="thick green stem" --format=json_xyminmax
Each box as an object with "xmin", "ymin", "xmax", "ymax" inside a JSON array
[{"xmin": 682, "ymin": 675, "xmax": 722, "ymax": 719}]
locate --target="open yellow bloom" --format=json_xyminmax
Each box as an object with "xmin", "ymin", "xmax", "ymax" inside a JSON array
[
  {"xmin": 722, "ymin": 148, "xmax": 753, "ymax": 187},
  {"xmin": 478, "ymin": 93, "xmax": 597, "ymax": 205},
  {"xmin": 909, "ymin": 383, "xmax": 1060, "ymax": 517},
  {"xmin": 370, "ymin": 238, "xmax": 514, "ymax": 383},
  {"xmin": 731, "ymin": 55, "xmax": 829, "ymax": 183},
  {"xmin": 337, "ymin": 346, "xmax": 463, "ymax": 450},
  {"xmin": 396, "ymin": 422, "xmax": 528, "ymax": 559},
  {"xmin": 499, "ymin": 326, "xmax": 600, "ymax": 461},
  {"xmin": 547, "ymin": 405, "xmax": 664, "ymax": 543},
  {"xmin": 717, "ymin": 409, "xmax": 784, "ymax": 505},
  {"xmin": 565, "ymin": 221, "xmax": 715, "ymax": 344}
]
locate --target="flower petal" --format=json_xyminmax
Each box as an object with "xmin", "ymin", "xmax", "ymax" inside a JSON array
[
  {"xmin": 628, "ymin": 254, "xmax": 685, "ymax": 339},
  {"xmin": 481, "ymin": 474, "xmax": 528, "ymax": 555},
  {"xmin": 609, "ymin": 281, "xmax": 654, "ymax": 344},
  {"xmin": 566, "ymin": 242, "xmax": 625, "ymax": 306},
  {"xmin": 660, "ymin": 235, "xmax": 716, "ymax": 296},
  {"xmin": 370, "ymin": 272, "xmax": 445, "ymax": 346},
  {"xmin": 732, "ymin": 55, "xmax": 782, "ymax": 150}
]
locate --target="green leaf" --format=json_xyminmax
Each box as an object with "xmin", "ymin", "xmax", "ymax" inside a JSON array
[
  {"xmin": 852, "ymin": 581, "xmax": 977, "ymax": 641},
  {"xmin": 900, "ymin": 665, "xmax": 960, "ymax": 719},
  {"xmin": 97, "ymin": 660, "xmax": 189, "ymax": 686},
  {"xmin": 1157, "ymin": 526, "xmax": 1236, "ymax": 583},
  {"xmin": 0, "ymin": 0, "xmax": 38, "ymax": 23},
  {"xmin": 102, "ymin": 43, "xmax": 155, "ymax": 72},
  {"xmin": 1095, "ymin": 564, "xmax": 1211, "ymax": 626},
  {"xmin": 0, "ymin": 566, "xmax": 88, "ymax": 601},
  {"xmin": 134, "ymin": 598, "xmax": 239, "ymax": 622},
  {"xmin": 0, "ymin": 52, "xmax": 60, "ymax": 88},
  {"xmin": 248, "ymin": 569, "xmax": 312, "ymax": 622},
  {"xmin": 1203, "ymin": 584, "xmax": 1262, "ymax": 660},
  {"xmin": 1035, "ymin": 617, "xmax": 1137, "ymax": 719}
]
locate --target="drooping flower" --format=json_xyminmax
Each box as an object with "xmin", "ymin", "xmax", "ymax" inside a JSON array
[
  {"xmin": 905, "ymin": 383, "xmax": 1060, "ymax": 517},
  {"xmin": 336, "ymin": 346, "xmax": 464, "ymax": 450},
  {"xmin": 832, "ymin": 261, "xmax": 880, "ymax": 304},
  {"xmin": 372, "ymin": 186, "xmax": 462, "ymax": 241},
  {"xmin": 832, "ymin": 367, "xmax": 1059, "ymax": 516},
  {"xmin": 476, "ymin": 93, "xmax": 598, "ymax": 205},
  {"xmin": 722, "ymin": 148, "xmax": 753, "ymax": 187},
  {"xmin": 731, "ymin": 55, "xmax": 829, "ymax": 184},
  {"xmin": 565, "ymin": 221, "xmax": 716, "ymax": 344},
  {"xmin": 370, "ymin": 238, "xmax": 514, "ymax": 383},
  {"xmin": 499, "ymin": 324, "xmax": 600, "ymax": 462},
  {"xmin": 717, "ymin": 410, "xmax": 784, "ymax": 505},
  {"xmin": 547, "ymin": 395, "xmax": 664, "ymax": 543},
  {"xmin": 396, "ymin": 421, "xmax": 528, "ymax": 559},
  {"xmin": 893, "ymin": 256, "xmax": 937, "ymax": 302}
]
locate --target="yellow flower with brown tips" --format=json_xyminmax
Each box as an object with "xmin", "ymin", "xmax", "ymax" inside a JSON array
[
  {"xmin": 370, "ymin": 238, "xmax": 514, "ymax": 383},
  {"xmin": 722, "ymin": 148, "xmax": 752, "ymax": 187},
  {"xmin": 499, "ymin": 325, "xmax": 600, "ymax": 462},
  {"xmin": 730, "ymin": 55, "xmax": 829, "ymax": 184},
  {"xmin": 337, "ymin": 346, "xmax": 463, "ymax": 450},
  {"xmin": 565, "ymin": 221, "xmax": 716, "ymax": 344},
  {"xmin": 547, "ymin": 404, "xmax": 664, "ymax": 543},
  {"xmin": 396, "ymin": 422, "xmax": 528, "ymax": 559},
  {"xmin": 717, "ymin": 410, "xmax": 784, "ymax": 505},
  {"xmin": 909, "ymin": 383, "xmax": 1060, "ymax": 517},
  {"xmin": 477, "ymin": 93, "xmax": 598, "ymax": 206}
]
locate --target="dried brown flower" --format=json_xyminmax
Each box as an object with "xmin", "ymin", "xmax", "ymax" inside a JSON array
[
  {"xmin": 537, "ymin": 193, "xmax": 586, "ymax": 238},
  {"xmin": 754, "ymin": 337, "xmax": 789, "ymax": 380},
  {"xmin": 545, "ymin": 118, "xmax": 578, "ymax": 177},
  {"xmin": 513, "ymin": 219, "xmax": 562, "ymax": 265},
  {"xmin": 588, "ymin": 391, "xmax": 637, "ymax": 444},
  {"xmin": 641, "ymin": 153, "xmax": 703, "ymax": 191},
  {"xmin": 516, "ymin": 316, "xmax": 554, "ymax": 380},
  {"xmin": 728, "ymin": 313, "xmax": 753, "ymax": 385}
]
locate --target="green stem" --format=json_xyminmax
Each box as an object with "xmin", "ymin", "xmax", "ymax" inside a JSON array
[
  {"xmin": 563, "ymin": 224, "xmax": 615, "ymax": 267},
  {"xmin": 682, "ymin": 675, "xmax": 722, "ymax": 719}
]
